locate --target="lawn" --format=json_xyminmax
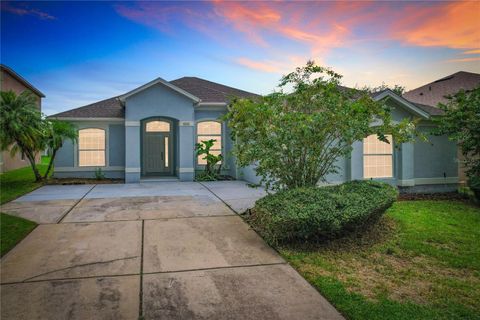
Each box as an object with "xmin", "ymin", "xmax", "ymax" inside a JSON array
[
  {"xmin": 280, "ymin": 200, "xmax": 480, "ymax": 320},
  {"xmin": 0, "ymin": 156, "xmax": 50, "ymax": 204},
  {"xmin": 0, "ymin": 213, "xmax": 37, "ymax": 256}
]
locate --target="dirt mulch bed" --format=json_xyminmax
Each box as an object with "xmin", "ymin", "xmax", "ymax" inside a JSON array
[{"xmin": 46, "ymin": 178, "xmax": 124, "ymax": 185}]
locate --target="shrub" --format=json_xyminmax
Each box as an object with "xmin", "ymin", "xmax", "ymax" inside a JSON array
[
  {"xmin": 94, "ymin": 168, "xmax": 105, "ymax": 180},
  {"xmin": 247, "ymin": 180, "xmax": 398, "ymax": 245},
  {"xmin": 468, "ymin": 175, "xmax": 480, "ymax": 201}
]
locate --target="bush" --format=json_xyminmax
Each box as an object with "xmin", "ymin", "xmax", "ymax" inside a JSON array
[
  {"xmin": 468, "ymin": 175, "xmax": 480, "ymax": 201},
  {"xmin": 247, "ymin": 180, "xmax": 398, "ymax": 245}
]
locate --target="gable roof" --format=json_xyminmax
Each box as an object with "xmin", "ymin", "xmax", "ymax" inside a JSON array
[
  {"xmin": 0, "ymin": 64, "xmax": 45, "ymax": 98},
  {"xmin": 50, "ymin": 76, "xmax": 259, "ymax": 119},
  {"xmin": 170, "ymin": 77, "xmax": 260, "ymax": 103},
  {"xmin": 118, "ymin": 77, "xmax": 201, "ymax": 103},
  {"xmin": 372, "ymin": 89, "xmax": 431, "ymax": 119},
  {"xmin": 403, "ymin": 71, "xmax": 480, "ymax": 108}
]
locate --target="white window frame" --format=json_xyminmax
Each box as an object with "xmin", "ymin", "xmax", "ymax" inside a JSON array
[
  {"xmin": 77, "ymin": 128, "xmax": 106, "ymax": 167},
  {"xmin": 363, "ymin": 134, "xmax": 394, "ymax": 179},
  {"xmin": 195, "ymin": 120, "xmax": 223, "ymax": 166}
]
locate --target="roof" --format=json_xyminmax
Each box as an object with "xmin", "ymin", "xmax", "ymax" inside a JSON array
[
  {"xmin": 118, "ymin": 77, "xmax": 201, "ymax": 103},
  {"xmin": 372, "ymin": 89, "xmax": 430, "ymax": 119},
  {"xmin": 403, "ymin": 71, "xmax": 480, "ymax": 108},
  {"xmin": 0, "ymin": 64, "xmax": 45, "ymax": 98},
  {"xmin": 51, "ymin": 96, "xmax": 124, "ymax": 119},
  {"xmin": 171, "ymin": 77, "xmax": 260, "ymax": 103},
  {"xmin": 51, "ymin": 76, "xmax": 259, "ymax": 119}
]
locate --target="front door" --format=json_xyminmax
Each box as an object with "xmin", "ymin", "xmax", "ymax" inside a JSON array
[{"xmin": 142, "ymin": 119, "xmax": 173, "ymax": 176}]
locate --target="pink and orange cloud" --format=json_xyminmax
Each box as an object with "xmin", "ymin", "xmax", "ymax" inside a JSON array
[{"xmin": 115, "ymin": 1, "xmax": 480, "ymax": 73}]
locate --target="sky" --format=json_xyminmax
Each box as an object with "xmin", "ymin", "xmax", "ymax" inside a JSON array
[{"xmin": 1, "ymin": 1, "xmax": 479, "ymax": 115}]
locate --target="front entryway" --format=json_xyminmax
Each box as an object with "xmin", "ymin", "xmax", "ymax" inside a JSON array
[{"xmin": 141, "ymin": 118, "xmax": 174, "ymax": 176}]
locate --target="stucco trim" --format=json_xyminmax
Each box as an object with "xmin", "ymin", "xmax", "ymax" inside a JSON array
[
  {"xmin": 397, "ymin": 179, "xmax": 415, "ymax": 186},
  {"xmin": 125, "ymin": 167, "xmax": 141, "ymax": 173},
  {"xmin": 374, "ymin": 89, "xmax": 430, "ymax": 119},
  {"xmin": 55, "ymin": 166, "xmax": 124, "ymax": 172},
  {"xmin": 415, "ymin": 177, "xmax": 458, "ymax": 185},
  {"xmin": 119, "ymin": 77, "xmax": 201, "ymax": 103},
  {"xmin": 178, "ymin": 167, "xmax": 195, "ymax": 173},
  {"xmin": 52, "ymin": 117, "xmax": 124, "ymax": 122},
  {"xmin": 125, "ymin": 121, "xmax": 141, "ymax": 127}
]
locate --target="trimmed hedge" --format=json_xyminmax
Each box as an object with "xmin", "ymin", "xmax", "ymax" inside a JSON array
[{"xmin": 247, "ymin": 180, "xmax": 398, "ymax": 245}]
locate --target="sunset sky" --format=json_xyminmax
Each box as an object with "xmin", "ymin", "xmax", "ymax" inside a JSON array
[{"xmin": 1, "ymin": 1, "xmax": 479, "ymax": 115}]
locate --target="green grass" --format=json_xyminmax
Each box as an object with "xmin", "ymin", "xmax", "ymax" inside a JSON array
[
  {"xmin": 280, "ymin": 200, "xmax": 480, "ymax": 320},
  {"xmin": 0, "ymin": 159, "xmax": 50, "ymax": 204},
  {"xmin": 0, "ymin": 213, "xmax": 37, "ymax": 256}
]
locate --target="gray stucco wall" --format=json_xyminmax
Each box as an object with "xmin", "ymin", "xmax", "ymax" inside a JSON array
[
  {"xmin": 124, "ymin": 83, "xmax": 195, "ymax": 182},
  {"xmin": 53, "ymin": 121, "xmax": 125, "ymax": 179},
  {"xmin": 414, "ymin": 125, "xmax": 457, "ymax": 180}
]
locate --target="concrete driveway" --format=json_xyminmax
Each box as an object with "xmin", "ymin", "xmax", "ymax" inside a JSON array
[{"xmin": 1, "ymin": 181, "xmax": 343, "ymax": 320}]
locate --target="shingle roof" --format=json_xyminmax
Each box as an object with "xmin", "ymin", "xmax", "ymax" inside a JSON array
[
  {"xmin": 51, "ymin": 96, "xmax": 124, "ymax": 118},
  {"xmin": 170, "ymin": 77, "xmax": 260, "ymax": 103},
  {"xmin": 403, "ymin": 71, "xmax": 480, "ymax": 108},
  {"xmin": 51, "ymin": 77, "xmax": 259, "ymax": 119}
]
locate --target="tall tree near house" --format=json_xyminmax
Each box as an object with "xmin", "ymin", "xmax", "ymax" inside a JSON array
[
  {"xmin": 0, "ymin": 90, "xmax": 45, "ymax": 181},
  {"xmin": 225, "ymin": 61, "xmax": 419, "ymax": 190},
  {"xmin": 434, "ymin": 87, "xmax": 480, "ymax": 197},
  {"xmin": 42, "ymin": 119, "xmax": 77, "ymax": 179}
]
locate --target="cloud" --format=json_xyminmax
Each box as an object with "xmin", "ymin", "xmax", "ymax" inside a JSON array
[
  {"xmin": 463, "ymin": 49, "xmax": 480, "ymax": 55},
  {"xmin": 1, "ymin": 2, "xmax": 55, "ymax": 20},
  {"xmin": 446, "ymin": 56, "xmax": 480, "ymax": 63},
  {"xmin": 392, "ymin": 1, "xmax": 480, "ymax": 50},
  {"xmin": 114, "ymin": 1, "xmax": 480, "ymax": 74}
]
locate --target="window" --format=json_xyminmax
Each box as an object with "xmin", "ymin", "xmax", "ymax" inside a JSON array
[
  {"xmin": 146, "ymin": 121, "xmax": 170, "ymax": 132},
  {"xmin": 78, "ymin": 128, "xmax": 105, "ymax": 167},
  {"xmin": 196, "ymin": 121, "xmax": 222, "ymax": 165},
  {"xmin": 363, "ymin": 134, "xmax": 393, "ymax": 178}
]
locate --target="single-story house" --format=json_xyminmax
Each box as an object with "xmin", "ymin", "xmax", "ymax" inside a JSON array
[
  {"xmin": 0, "ymin": 64, "xmax": 45, "ymax": 173},
  {"xmin": 50, "ymin": 76, "xmax": 459, "ymax": 192}
]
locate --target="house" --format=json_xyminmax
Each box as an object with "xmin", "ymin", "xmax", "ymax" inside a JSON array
[
  {"xmin": 0, "ymin": 64, "xmax": 45, "ymax": 173},
  {"xmin": 403, "ymin": 71, "xmax": 480, "ymax": 184},
  {"xmin": 51, "ymin": 76, "xmax": 459, "ymax": 193}
]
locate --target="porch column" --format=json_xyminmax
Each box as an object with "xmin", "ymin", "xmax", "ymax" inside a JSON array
[
  {"xmin": 178, "ymin": 121, "xmax": 195, "ymax": 181},
  {"xmin": 125, "ymin": 121, "xmax": 141, "ymax": 183},
  {"xmin": 398, "ymin": 142, "xmax": 415, "ymax": 186}
]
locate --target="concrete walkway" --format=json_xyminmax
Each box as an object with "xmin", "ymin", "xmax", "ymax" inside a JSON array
[{"xmin": 1, "ymin": 181, "xmax": 343, "ymax": 320}]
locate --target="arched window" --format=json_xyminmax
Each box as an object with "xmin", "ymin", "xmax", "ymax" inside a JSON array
[
  {"xmin": 146, "ymin": 120, "xmax": 170, "ymax": 132},
  {"xmin": 363, "ymin": 134, "xmax": 393, "ymax": 178},
  {"xmin": 196, "ymin": 121, "xmax": 222, "ymax": 165},
  {"xmin": 78, "ymin": 128, "xmax": 106, "ymax": 167}
]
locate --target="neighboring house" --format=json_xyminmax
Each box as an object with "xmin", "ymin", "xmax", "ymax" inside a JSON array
[
  {"xmin": 403, "ymin": 71, "xmax": 480, "ymax": 184},
  {"xmin": 51, "ymin": 76, "xmax": 459, "ymax": 193},
  {"xmin": 0, "ymin": 64, "xmax": 45, "ymax": 173}
]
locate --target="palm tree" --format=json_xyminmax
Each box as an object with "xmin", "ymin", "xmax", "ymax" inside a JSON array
[
  {"xmin": 0, "ymin": 90, "xmax": 45, "ymax": 181},
  {"xmin": 43, "ymin": 120, "xmax": 77, "ymax": 179}
]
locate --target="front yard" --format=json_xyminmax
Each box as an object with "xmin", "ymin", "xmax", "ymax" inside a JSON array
[
  {"xmin": 0, "ymin": 156, "xmax": 50, "ymax": 204},
  {"xmin": 280, "ymin": 200, "xmax": 480, "ymax": 320}
]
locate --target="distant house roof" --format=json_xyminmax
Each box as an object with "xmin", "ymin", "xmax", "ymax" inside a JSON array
[
  {"xmin": 0, "ymin": 64, "xmax": 45, "ymax": 98},
  {"xmin": 403, "ymin": 71, "xmax": 480, "ymax": 108},
  {"xmin": 50, "ymin": 76, "xmax": 260, "ymax": 119}
]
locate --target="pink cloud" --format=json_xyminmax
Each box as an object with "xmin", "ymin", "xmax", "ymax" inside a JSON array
[{"xmin": 1, "ymin": 2, "xmax": 55, "ymax": 20}]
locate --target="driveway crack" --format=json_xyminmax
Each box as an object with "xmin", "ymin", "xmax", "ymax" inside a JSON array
[{"xmin": 22, "ymin": 255, "xmax": 139, "ymax": 282}]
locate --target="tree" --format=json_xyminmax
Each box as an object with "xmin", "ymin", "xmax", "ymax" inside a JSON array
[
  {"xmin": 0, "ymin": 90, "xmax": 45, "ymax": 181},
  {"xmin": 43, "ymin": 119, "xmax": 77, "ymax": 179},
  {"xmin": 434, "ymin": 87, "xmax": 480, "ymax": 195},
  {"xmin": 0, "ymin": 90, "xmax": 77, "ymax": 182},
  {"xmin": 225, "ymin": 61, "xmax": 418, "ymax": 190}
]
